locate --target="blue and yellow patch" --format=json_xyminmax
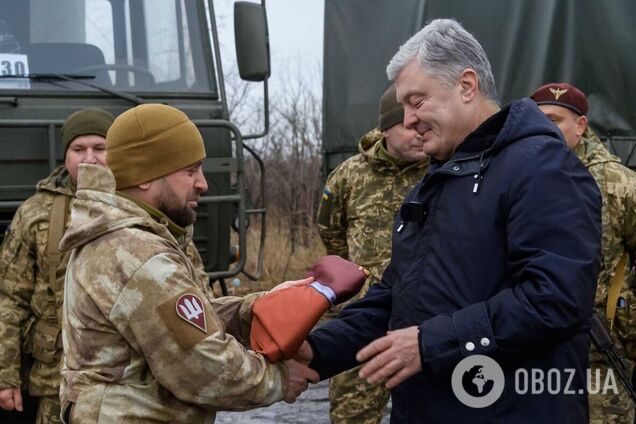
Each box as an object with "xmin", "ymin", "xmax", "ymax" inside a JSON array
[{"xmin": 322, "ymin": 188, "xmax": 331, "ymax": 201}]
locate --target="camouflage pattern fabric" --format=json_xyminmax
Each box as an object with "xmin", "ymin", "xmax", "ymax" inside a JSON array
[
  {"xmin": 0, "ymin": 165, "xmax": 209, "ymax": 422},
  {"xmin": 317, "ymin": 129, "xmax": 428, "ymax": 424},
  {"xmin": 329, "ymin": 370, "xmax": 390, "ymax": 424},
  {"xmin": 59, "ymin": 164, "xmax": 286, "ymax": 423},
  {"xmin": 36, "ymin": 395, "xmax": 61, "ymax": 424},
  {"xmin": 0, "ymin": 166, "xmax": 74, "ymax": 399},
  {"xmin": 576, "ymin": 130, "xmax": 636, "ymax": 423}
]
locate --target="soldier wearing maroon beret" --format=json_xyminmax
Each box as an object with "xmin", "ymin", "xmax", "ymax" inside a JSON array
[
  {"xmin": 531, "ymin": 83, "xmax": 636, "ymax": 424},
  {"xmin": 530, "ymin": 82, "xmax": 588, "ymax": 149}
]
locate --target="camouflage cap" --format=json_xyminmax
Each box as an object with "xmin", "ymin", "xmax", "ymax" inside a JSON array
[
  {"xmin": 530, "ymin": 82, "xmax": 589, "ymax": 116},
  {"xmin": 378, "ymin": 84, "xmax": 404, "ymax": 131},
  {"xmin": 61, "ymin": 107, "xmax": 114, "ymax": 150}
]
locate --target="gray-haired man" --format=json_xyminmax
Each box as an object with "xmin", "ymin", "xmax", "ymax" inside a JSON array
[{"xmin": 300, "ymin": 18, "xmax": 602, "ymax": 423}]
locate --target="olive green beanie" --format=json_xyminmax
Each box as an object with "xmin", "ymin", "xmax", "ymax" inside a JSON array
[
  {"xmin": 106, "ymin": 104, "xmax": 206, "ymax": 189},
  {"xmin": 61, "ymin": 107, "xmax": 114, "ymax": 149},
  {"xmin": 378, "ymin": 84, "xmax": 404, "ymax": 131}
]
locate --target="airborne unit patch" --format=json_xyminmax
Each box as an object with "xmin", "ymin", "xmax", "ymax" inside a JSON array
[{"xmin": 175, "ymin": 293, "xmax": 207, "ymax": 333}]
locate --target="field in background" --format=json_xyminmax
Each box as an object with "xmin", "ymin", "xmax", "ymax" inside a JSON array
[{"xmin": 215, "ymin": 208, "xmax": 325, "ymax": 297}]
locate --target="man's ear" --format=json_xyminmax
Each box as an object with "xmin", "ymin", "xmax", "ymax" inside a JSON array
[
  {"xmin": 459, "ymin": 69, "xmax": 478, "ymax": 102},
  {"xmin": 137, "ymin": 181, "xmax": 152, "ymax": 191},
  {"xmin": 576, "ymin": 115, "xmax": 588, "ymax": 138}
]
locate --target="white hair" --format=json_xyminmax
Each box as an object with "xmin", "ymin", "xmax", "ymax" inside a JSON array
[{"xmin": 386, "ymin": 18, "xmax": 499, "ymax": 104}]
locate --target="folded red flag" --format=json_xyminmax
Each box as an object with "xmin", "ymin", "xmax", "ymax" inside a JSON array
[{"xmin": 250, "ymin": 255, "xmax": 368, "ymax": 363}]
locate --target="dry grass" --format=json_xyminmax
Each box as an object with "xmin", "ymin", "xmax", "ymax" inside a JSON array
[{"xmin": 218, "ymin": 208, "xmax": 326, "ymax": 296}]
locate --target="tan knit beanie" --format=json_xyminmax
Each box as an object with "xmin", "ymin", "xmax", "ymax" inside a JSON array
[
  {"xmin": 106, "ymin": 104, "xmax": 206, "ymax": 189},
  {"xmin": 378, "ymin": 84, "xmax": 404, "ymax": 131}
]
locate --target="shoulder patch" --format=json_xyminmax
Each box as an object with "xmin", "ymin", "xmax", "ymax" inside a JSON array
[
  {"xmin": 156, "ymin": 291, "xmax": 212, "ymax": 350},
  {"xmin": 175, "ymin": 293, "xmax": 207, "ymax": 333}
]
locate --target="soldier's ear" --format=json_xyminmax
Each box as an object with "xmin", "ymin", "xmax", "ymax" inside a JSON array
[
  {"xmin": 575, "ymin": 115, "xmax": 588, "ymax": 137},
  {"xmin": 137, "ymin": 181, "xmax": 152, "ymax": 191}
]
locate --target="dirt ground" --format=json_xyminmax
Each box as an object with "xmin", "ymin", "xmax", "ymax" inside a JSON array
[{"xmin": 216, "ymin": 379, "xmax": 391, "ymax": 424}]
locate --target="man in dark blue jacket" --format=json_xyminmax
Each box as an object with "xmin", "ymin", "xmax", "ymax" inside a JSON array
[{"xmin": 302, "ymin": 19, "xmax": 602, "ymax": 423}]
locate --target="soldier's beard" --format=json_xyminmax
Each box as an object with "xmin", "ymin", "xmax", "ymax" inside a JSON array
[{"xmin": 156, "ymin": 180, "xmax": 198, "ymax": 228}]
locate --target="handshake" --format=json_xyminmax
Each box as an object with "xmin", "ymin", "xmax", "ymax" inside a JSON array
[{"xmin": 250, "ymin": 255, "xmax": 369, "ymax": 402}]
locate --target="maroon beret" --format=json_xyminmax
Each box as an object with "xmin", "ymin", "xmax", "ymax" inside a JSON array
[{"xmin": 530, "ymin": 82, "xmax": 589, "ymax": 116}]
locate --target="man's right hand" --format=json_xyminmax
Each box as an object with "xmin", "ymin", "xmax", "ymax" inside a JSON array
[
  {"xmin": 283, "ymin": 359, "xmax": 319, "ymax": 403},
  {"xmin": 294, "ymin": 340, "xmax": 314, "ymax": 366},
  {"xmin": 0, "ymin": 387, "xmax": 23, "ymax": 411}
]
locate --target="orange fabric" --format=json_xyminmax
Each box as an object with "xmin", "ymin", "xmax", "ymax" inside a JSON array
[{"xmin": 250, "ymin": 287, "xmax": 330, "ymax": 363}]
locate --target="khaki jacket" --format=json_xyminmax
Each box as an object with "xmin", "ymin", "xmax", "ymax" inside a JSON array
[
  {"xmin": 317, "ymin": 129, "xmax": 428, "ymax": 284},
  {"xmin": 59, "ymin": 164, "xmax": 286, "ymax": 423},
  {"xmin": 577, "ymin": 130, "xmax": 636, "ymax": 360},
  {"xmin": 0, "ymin": 166, "xmax": 73, "ymax": 396}
]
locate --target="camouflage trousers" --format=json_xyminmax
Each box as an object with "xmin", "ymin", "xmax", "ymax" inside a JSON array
[
  {"xmin": 329, "ymin": 365, "xmax": 390, "ymax": 424},
  {"xmin": 589, "ymin": 363, "xmax": 635, "ymax": 424},
  {"xmin": 36, "ymin": 395, "xmax": 62, "ymax": 424}
]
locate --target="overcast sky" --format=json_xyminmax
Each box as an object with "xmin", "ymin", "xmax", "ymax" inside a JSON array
[{"xmin": 215, "ymin": 0, "xmax": 324, "ymax": 97}]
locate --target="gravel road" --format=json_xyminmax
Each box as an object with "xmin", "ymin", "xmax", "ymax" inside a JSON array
[{"xmin": 216, "ymin": 380, "xmax": 391, "ymax": 424}]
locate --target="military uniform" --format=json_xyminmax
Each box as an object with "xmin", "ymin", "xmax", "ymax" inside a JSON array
[
  {"xmin": 59, "ymin": 164, "xmax": 287, "ymax": 423},
  {"xmin": 317, "ymin": 129, "xmax": 428, "ymax": 424},
  {"xmin": 578, "ymin": 130, "xmax": 636, "ymax": 424},
  {"xmin": 0, "ymin": 166, "xmax": 74, "ymax": 424},
  {"xmin": 0, "ymin": 166, "xmax": 210, "ymax": 424}
]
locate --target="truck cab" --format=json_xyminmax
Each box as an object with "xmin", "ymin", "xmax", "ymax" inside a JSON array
[{"xmin": 0, "ymin": 0, "xmax": 269, "ymax": 285}]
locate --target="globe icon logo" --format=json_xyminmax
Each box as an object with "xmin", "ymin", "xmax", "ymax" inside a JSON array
[
  {"xmin": 451, "ymin": 355, "xmax": 505, "ymax": 408},
  {"xmin": 462, "ymin": 364, "xmax": 495, "ymax": 397}
]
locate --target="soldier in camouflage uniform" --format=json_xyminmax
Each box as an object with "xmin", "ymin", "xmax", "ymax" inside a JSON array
[
  {"xmin": 317, "ymin": 85, "xmax": 429, "ymax": 424},
  {"xmin": 0, "ymin": 108, "xmax": 114, "ymax": 424},
  {"xmin": 58, "ymin": 104, "xmax": 318, "ymax": 423},
  {"xmin": 532, "ymin": 83, "xmax": 636, "ymax": 424}
]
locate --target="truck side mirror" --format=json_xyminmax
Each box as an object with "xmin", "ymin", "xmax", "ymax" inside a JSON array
[{"xmin": 234, "ymin": 2, "xmax": 270, "ymax": 82}]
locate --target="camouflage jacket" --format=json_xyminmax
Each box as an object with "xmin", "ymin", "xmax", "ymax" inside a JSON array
[
  {"xmin": 317, "ymin": 129, "xmax": 429, "ymax": 283},
  {"xmin": 0, "ymin": 166, "xmax": 74, "ymax": 396},
  {"xmin": 59, "ymin": 164, "xmax": 286, "ymax": 423},
  {"xmin": 576, "ymin": 130, "xmax": 636, "ymax": 359}
]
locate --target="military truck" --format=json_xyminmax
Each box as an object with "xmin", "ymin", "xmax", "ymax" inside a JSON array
[
  {"xmin": 0, "ymin": 0, "xmax": 271, "ymax": 291},
  {"xmin": 322, "ymin": 0, "xmax": 636, "ymax": 172}
]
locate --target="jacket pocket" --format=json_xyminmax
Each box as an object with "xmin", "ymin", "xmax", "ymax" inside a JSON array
[{"xmin": 31, "ymin": 319, "xmax": 62, "ymax": 364}]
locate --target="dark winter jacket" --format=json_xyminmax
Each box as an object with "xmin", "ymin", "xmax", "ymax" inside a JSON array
[{"xmin": 308, "ymin": 98, "xmax": 602, "ymax": 423}]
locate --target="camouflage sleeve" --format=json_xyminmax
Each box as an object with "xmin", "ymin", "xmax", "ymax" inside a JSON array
[
  {"xmin": 184, "ymin": 239, "xmax": 260, "ymax": 344},
  {"xmin": 621, "ymin": 175, "xmax": 636, "ymax": 255},
  {"xmin": 0, "ymin": 207, "xmax": 36, "ymax": 389},
  {"xmin": 317, "ymin": 166, "xmax": 349, "ymax": 258},
  {"xmin": 183, "ymin": 240, "xmax": 210, "ymax": 287},
  {"xmin": 209, "ymin": 292, "xmax": 264, "ymax": 347},
  {"xmin": 110, "ymin": 252, "xmax": 287, "ymax": 410}
]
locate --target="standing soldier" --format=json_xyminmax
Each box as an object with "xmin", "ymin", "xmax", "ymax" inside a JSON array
[
  {"xmin": 0, "ymin": 108, "xmax": 114, "ymax": 423},
  {"xmin": 531, "ymin": 82, "xmax": 636, "ymax": 424},
  {"xmin": 317, "ymin": 84, "xmax": 428, "ymax": 424},
  {"xmin": 58, "ymin": 104, "xmax": 318, "ymax": 423}
]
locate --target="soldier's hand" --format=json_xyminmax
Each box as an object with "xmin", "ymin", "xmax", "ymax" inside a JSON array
[
  {"xmin": 270, "ymin": 276, "xmax": 314, "ymax": 293},
  {"xmin": 283, "ymin": 359, "xmax": 319, "ymax": 403},
  {"xmin": 294, "ymin": 340, "xmax": 314, "ymax": 366},
  {"xmin": 357, "ymin": 326, "xmax": 422, "ymax": 389},
  {"xmin": 0, "ymin": 387, "xmax": 23, "ymax": 411}
]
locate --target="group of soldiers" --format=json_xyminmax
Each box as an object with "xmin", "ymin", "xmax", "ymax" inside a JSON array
[
  {"xmin": 318, "ymin": 82, "xmax": 636, "ymax": 423},
  {"xmin": 0, "ymin": 58, "xmax": 634, "ymax": 424},
  {"xmin": 0, "ymin": 105, "xmax": 320, "ymax": 423}
]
